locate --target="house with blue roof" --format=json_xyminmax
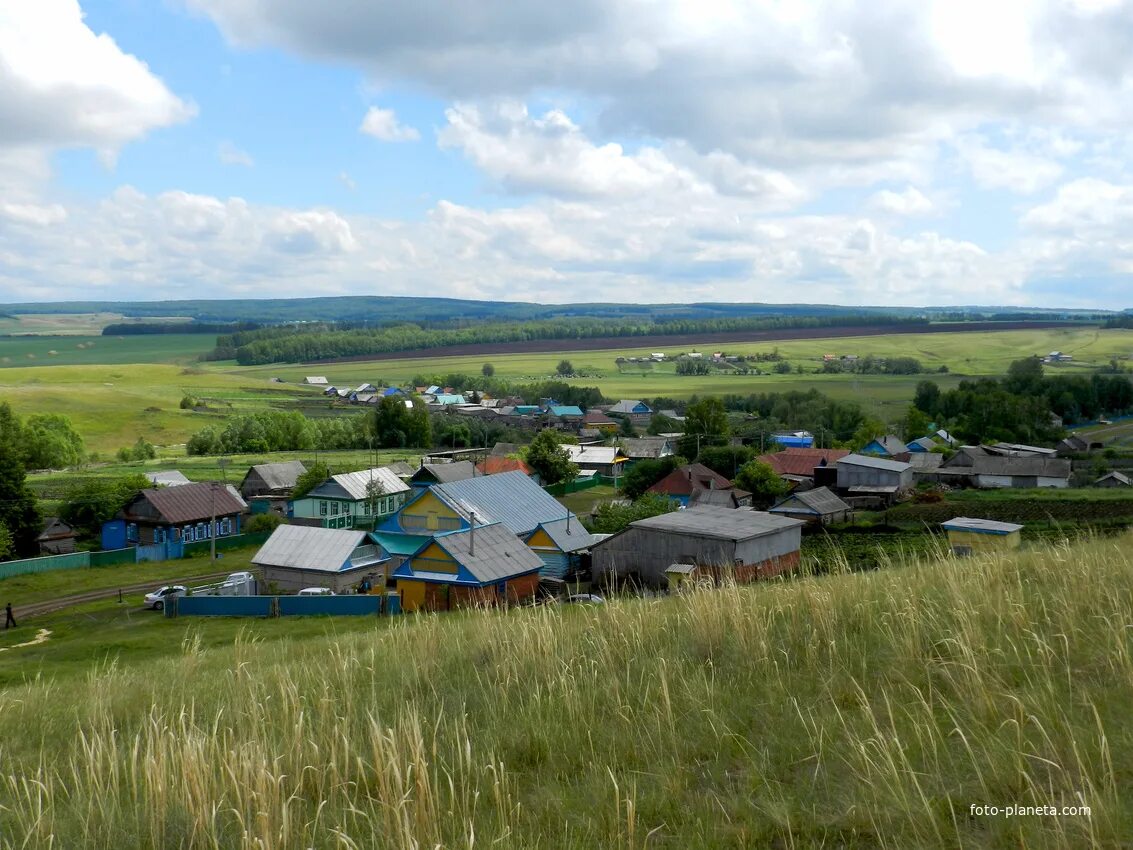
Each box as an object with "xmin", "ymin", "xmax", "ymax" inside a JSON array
[
  {"xmin": 861, "ymin": 435, "xmax": 908, "ymax": 457},
  {"xmin": 545, "ymin": 405, "xmax": 584, "ymax": 419}
]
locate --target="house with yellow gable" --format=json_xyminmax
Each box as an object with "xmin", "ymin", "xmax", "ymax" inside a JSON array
[{"xmin": 376, "ymin": 470, "xmax": 597, "ymax": 582}]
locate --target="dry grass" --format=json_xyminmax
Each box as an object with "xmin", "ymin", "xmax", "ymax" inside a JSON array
[{"xmin": 1, "ymin": 536, "xmax": 1131, "ymax": 848}]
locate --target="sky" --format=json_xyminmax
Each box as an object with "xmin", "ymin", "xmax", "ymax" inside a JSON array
[{"xmin": 2, "ymin": 1, "xmax": 1133, "ymax": 309}]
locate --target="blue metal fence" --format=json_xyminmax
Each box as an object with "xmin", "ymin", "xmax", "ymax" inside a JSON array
[
  {"xmin": 277, "ymin": 595, "xmax": 382, "ymax": 617},
  {"xmin": 167, "ymin": 594, "xmax": 396, "ymax": 618},
  {"xmin": 169, "ymin": 596, "xmax": 274, "ymax": 617}
]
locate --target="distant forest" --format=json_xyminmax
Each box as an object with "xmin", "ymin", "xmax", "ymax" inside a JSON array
[
  {"xmin": 102, "ymin": 321, "xmax": 261, "ymax": 335},
  {"xmin": 1, "ymin": 295, "xmax": 1117, "ymax": 326},
  {"xmin": 204, "ymin": 314, "xmax": 928, "ymax": 365}
]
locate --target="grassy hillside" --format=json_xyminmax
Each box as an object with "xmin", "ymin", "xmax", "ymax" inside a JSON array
[
  {"xmin": 0, "ymin": 332, "xmax": 213, "ymax": 367},
  {"xmin": 0, "ymin": 537, "xmax": 1129, "ymax": 848}
]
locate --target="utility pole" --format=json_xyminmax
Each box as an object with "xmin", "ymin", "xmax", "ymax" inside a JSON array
[{"xmin": 210, "ymin": 482, "xmax": 218, "ymax": 561}]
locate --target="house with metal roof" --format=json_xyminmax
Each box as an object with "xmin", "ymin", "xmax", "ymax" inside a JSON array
[
  {"xmin": 523, "ymin": 516, "xmax": 598, "ymax": 579},
  {"xmin": 591, "ymin": 506, "xmax": 804, "ymax": 588},
  {"xmin": 941, "ymin": 517, "xmax": 1023, "ymax": 556},
  {"xmin": 835, "ymin": 454, "xmax": 914, "ymax": 494},
  {"xmin": 545, "ymin": 404, "xmax": 584, "ymax": 419},
  {"xmin": 688, "ymin": 488, "xmax": 753, "ymax": 509},
  {"xmin": 646, "ymin": 463, "xmax": 748, "ymax": 507},
  {"xmin": 757, "ymin": 448, "xmax": 850, "ymax": 484},
  {"xmin": 107, "ymin": 482, "xmax": 246, "ymax": 547},
  {"xmin": 940, "ymin": 450, "xmax": 1070, "ymax": 489},
  {"xmin": 252, "ymin": 525, "xmax": 392, "ymax": 593},
  {"xmin": 239, "ymin": 461, "xmax": 307, "ymax": 499},
  {"xmin": 861, "ymin": 435, "xmax": 909, "ymax": 457},
  {"xmin": 621, "ymin": 437, "xmax": 675, "ymax": 461},
  {"xmin": 582, "ymin": 410, "xmax": 620, "ymax": 434},
  {"xmin": 291, "ymin": 467, "xmax": 412, "ymax": 529},
  {"xmin": 476, "ymin": 456, "xmax": 535, "ymax": 478},
  {"xmin": 431, "ymin": 393, "xmax": 466, "ymax": 406},
  {"xmin": 380, "ymin": 470, "xmax": 591, "ymax": 578},
  {"xmin": 564, "ymin": 444, "xmax": 628, "ymax": 476},
  {"xmin": 771, "ymin": 431, "xmax": 815, "ymax": 449},
  {"xmin": 768, "ymin": 487, "xmax": 852, "ymax": 525},
  {"xmin": 392, "ymin": 521, "xmax": 545, "ymax": 612},
  {"xmin": 144, "ymin": 469, "xmax": 191, "ymax": 487},
  {"xmin": 303, "ymin": 376, "xmax": 328, "ymax": 385},
  {"xmin": 409, "ymin": 461, "xmax": 477, "ymax": 488},
  {"xmin": 906, "ymin": 437, "xmax": 938, "ymax": 453},
  {"xmin": 609, "ymin": 399, "xmax": 652, "ymax": 416}
]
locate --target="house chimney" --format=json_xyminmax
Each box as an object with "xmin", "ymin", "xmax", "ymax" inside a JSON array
[
  {"xmin": 566, "ymin": 510, "xmax": 571, "ymax": 532},
  {"xmin": 469, "ymin": 511, "xmax": 476, "ymax": 556}
]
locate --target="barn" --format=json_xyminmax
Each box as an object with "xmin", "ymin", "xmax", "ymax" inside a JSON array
[{"xmin": 590, "ymin": 506, "xmax": 803, "ymax": 588}]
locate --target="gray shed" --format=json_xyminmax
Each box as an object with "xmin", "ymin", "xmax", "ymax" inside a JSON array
[
  {"xmin": 240, "ymin": 461, "xmax": 307, "ymax": 498},
  {"xmin": 835, "ymin": 454, "xmax": 914, "ymax": 492},
  {"xmin": 768, "ymin": 486, "xmax": 851, "ymax": 525},
  {"xmin": 590, "ymin": 506, "xmax": 803, "ymax": 588}
]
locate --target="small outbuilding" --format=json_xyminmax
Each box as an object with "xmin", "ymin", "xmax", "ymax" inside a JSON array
[
  {"xmin": 590, "ymin": 506, "xmax": 803, "ymax": 588},
  {"xmin": 253, "ymin": 525, "xmax": 391, "ymax": 593},
  {"xmin": 144, "ymin": 470, "xmax": 191, "ymax": 488},
  {"xmin": 409, "ymin": 461, "xmax": 477, "ymax": 488},
  {"xmin": 768, "ymin": 486, "xmax": 852, "ymax": 525},
  {"xmin": 1096, "ymin": 471, "xmax": 1132, "ymax": 488},
  {"xmin": 239, "ymin": 461, "xmax": 307, "ymax": 499},
  {"xmin": 941, "ymin": 517, "xmax": 1023, "ymax": 556},
  {"xmin": 37, "ymin": 517, "xmax": 78, "ymax": 555},
  {"xmin": 835, "ymin": 454, "xmax": 914, "ymax": 493}
]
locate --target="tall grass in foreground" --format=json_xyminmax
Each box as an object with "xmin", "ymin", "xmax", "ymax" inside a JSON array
[{"xmin": 2, "ymin": 536, "xmax": 1132, "ymax": 848}]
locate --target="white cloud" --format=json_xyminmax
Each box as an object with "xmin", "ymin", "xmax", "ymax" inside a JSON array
[
  {"xmin": 0, "ymin": 0, "xmax": 193, "ymax": 154},
  {"xmin": 359, "ymin": 107, "xmax": 420, "ymax": 142},
  {"xmin": 0, "ymin": 202, "xmax": 67, "ymax": 227},
  {"xmin": 867, "ymin": 187, "xmax": 937, "ymax": 217},
  {"xmin": 338, "ymin": 171, "xmax": 357, "ymax": 191},
  {"xmin": 954, "ymin": 135, "xmax": 1064, "ymax": 194},
  {"xmin": 217, "ymin": 140, "xmax": 254, "ymax": 167}
]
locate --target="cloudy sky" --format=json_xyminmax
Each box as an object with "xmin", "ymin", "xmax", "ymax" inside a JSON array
[{"xmin": 2, "ymin": 0, "xmax": 1133, "ymax": 308}]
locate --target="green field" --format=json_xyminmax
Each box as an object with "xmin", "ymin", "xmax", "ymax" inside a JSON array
[
  {"xmin": 0, "ymin": 535, "xmax": 1129, "ymax": 847},
  {"xmin": 0, "ymin": 312, "xmax": 192, "ymax": 336},
  {"xmin": 3, "ymin": 326, "xmax": 1132, "ymax": 455}
]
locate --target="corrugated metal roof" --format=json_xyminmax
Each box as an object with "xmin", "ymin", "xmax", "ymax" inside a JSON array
[
  {"xmin": 1097, "ymin": 471, "xmax": 1132, "ymax": 485},
  {"xmin": 968, "ymin": 457, "xmax": 1071, "ymax": 477},
  {"xmin": 648, "ymin": 463, "xmax": 733, "ymax": 497},
  {"xmin": 627, "ymin": 506, "xmax": 803, "ymax": 540},
  {"xmin": 412, "ymin": 461, "xmax": 477, "ymax": 484},
  {"xmin": 547, "ymin": 405, "xmax": 584, "ymax": 417},
  {"xmin": 433, "ymin": 522, "xmax": 544, "ymax": 582},
  {"xmin": 244, "ymin": 461, "xmax": 307, "ymax": 491},
  {"xmin": 838, "ymin": 454, "xmax": 912, "ymax": 472},
  {"xmin": 907, "ymin": 437, "xmax": 937, "ymax": 451},
  {"xmin": 253, "ymin": 525, "xmax": 381, "ymax": 571},
  {"xmin": 129, "ymin": 481, "xmax": 247, "ymax": 524},
  {"xmin": 565, "ymin": 444, "xmax": 625, "ymax": 465},
  {"xmin": 430, "ymin": 470, "xmax": 577, "ymax": 536},
  {"xmin": 145, "ymin": 470, "xmax": 191, "ymax": 487},
  {"xmin": 328, "ymin": 467, "xmax": 412, "ymax": 500},
  {"xmin": 758, "ymin": 448, "xmax": 849, "ymax": 477},
  {"xmin": 941, "ymin": 517, "xmax": 1024, "ymax": 534},
  {"xmin": 531, "ymin": 517, "xmax": 597, "ymax": 553},
  {"xmin": 371, "ymin": 531, "xmax": 433, "ymax": 556},
  {"xmin": 609, "ymin": 399, "xmax": 650, "ymax": 414},
  {"xmin": 770, "ymin": 486, "xmax": 850, "ymax": 516},
  {"xmin": 477, "ymin": 456, "xmax": 532, "ymax": 476},
  {"xmin": 621, "ymin": 438, "xmax": 672, "ymax": 459}
]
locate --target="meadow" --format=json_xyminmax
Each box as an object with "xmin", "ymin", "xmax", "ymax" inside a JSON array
[
  {"xmin": 2, "ymin": 326, "xmax": 1132, "ymax": 455},
  {"xmin": 0, "ymin": 535, "xmax": 1129, "ymax": 847}
]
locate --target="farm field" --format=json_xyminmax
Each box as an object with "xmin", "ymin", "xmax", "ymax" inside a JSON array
[
  {"xmin": 0, "ymin": 536, "xmax": 1130, "ymax": 846},
  {"xmin": 0, "ymin": 332, "xmax": 213, "ymax": 367},
  {"xmin": 0, "ymin": 312, "xmax": 191, "ymax": 336}
]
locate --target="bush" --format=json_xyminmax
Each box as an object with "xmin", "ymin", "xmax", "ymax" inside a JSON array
[{"xmin": 245, "ymin": 513, "xmax": 284, "ymax": 534}]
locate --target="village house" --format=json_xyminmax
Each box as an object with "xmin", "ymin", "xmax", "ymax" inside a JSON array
[
  {"xmin": 581, "ymin": 410, "xmax": 620, "ymax": 434},
  {"xmin": 647, "ymin": 463, "xmax": 747, "ymax": 507},
  {"xmin": 687, "ymin": 488, "xmax": 753, "ymax": 509},
  {"xmin": 768, "ymin": 486, "xmax": 852, "ymax": 525},
  {"xmin": 861, "ymin": 435, "xmax": 909, "ymax": 457},
  {"xmin": 303, "ymin": 376, "xmax": 328, "ymax": 385},
  {"xmin": 239, "ymin": 461, "xmax": 307, "ymax": 499},
  {"xmin": 564, "ymin": 444, "xmax": 628, "ymax": 477},
  {"xmin": 608, "ymin": 399, "xmax": 653, "ymax": 424},
  {"xmin": 941, "ymin": 517, "xmax": 1023, "ymax": 556},
  {"xmin": 290, "ymin": 467, "xmax": 411, "ymax": 529},
  {"xmin": 392, "ymin": 521, "xmax": 545, "ymax": 612},
  {"xmin": 476, "ymin": 456, "xmax": 536, "ymax": 479},
  {"xmin": 253, "ymin": 525, "xmax": 392, "ymax": 594},
  {"xmin": 757, "ymin": 447, "xmax": 850, "ymax": 487},
  {"xmin": 940, "ymin": 448, "xmax": 1070, "ymax": 489},
  {"xmin": 905, "ymin": 437, "xmax": 938, "ymax": 453},
  {"xmin": 104, "ymin": 482, "xmax": 246, "ymax": 547},
  {"xmin": 590, "ymin": 506, "xmax": 804, "ymax": 589},
  {"xmin": 620, "ymin": 437, "xmax": 675, "ymax": 462},
  {"xmin": 1056, "ymin": 435, "xmax": 1094, "ymax": 456},
  {"xmin": 379, "ymin": 470, "xmax": 595, "ymax": 579},
  {"xmin": 409, "ymin": 461, "xmax": 477, "ymax": 488}
]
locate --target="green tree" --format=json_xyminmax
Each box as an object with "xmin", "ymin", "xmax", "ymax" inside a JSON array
[
  {"xmin": 733, "ymin": 459, "xmax": 788, "ymax": 508},
  {"xmin": 121, "ymin": 437, "xmax": 157, "ymax": 462},
  {"xmin": 901, "ymin": 405, "xmax": 932, "ymax": 441},
  {"xmin": 244, "ymin": 513, "xmax": 284, "ymax": 534},
  {"xmin": 848, "ymin": 417, "xmax": 887, "ymax": 450},
  {"xmin": 524, "ymin": 429, "xmax": 579, "ymax": 486},
  {"xmin": 0, "ymin": 523, "xmax": 12, "ymax": 561},
  {"xmin": 23, "ymin": 414, "xmax": 85, "ymax": 470},
  {"xmin": 913, "ymin": 380, "xmax": 941, "ymax": 417},
  {"xmin": 0, "ymin": 403, "xmax": 41, "ymax": 557},
  {"xmin": 587, "ymin": 494, "xmax": 677, "ymax": 535},
  {"xmin": 481, "ymin": 363, "xmax": 495, "ymax": 377},
  {"xmin": 373, "ymin": 396, "xmax": 432, "ymax": 448},
  {"xmin": 647, "ymin": 413, "xmax": 680, "ymax": 435},
  {"xmin": 679, "ymin": 397, "xmax": 729, "ymax": 458},
  {"xmin": 696, "ymin": 445, "xmax": 754, "ymax": 478},
  {"xmin": 773, "ymin": 360, "xmax": 792, "ymax": 374},
  {"xmin": 618, "ymin": 416, "xmax": 637, "ymax": 438},
  {"xmin": 59, "ymin": 473, "xmax": 149, "ymax": 541},
  {"xmin": 620, "ymin": 455, "xmax": 686, "ymax": 500},
  {"xmin": 292, "ymin": 461, "xmax": 330, "ymax": 499},
  {"xmin": 556, "ymin": 360, "xmax": 574, "ymax": 376}
]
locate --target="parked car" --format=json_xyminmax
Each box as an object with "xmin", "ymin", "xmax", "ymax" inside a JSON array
[
  {"xmin": 225, "ymin": 571, "xmax": 255, "ymax": 584},
  {"xmin": 144, "ymin": 585, "xmax": 186, "ymax": 610},
  {"xmin": 297, "ymin": 587, "xmax": 335, "ymax": 596},
  {"xmin": 564, "ymin": 593, "xmax": 605, "ymax": 605}
]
